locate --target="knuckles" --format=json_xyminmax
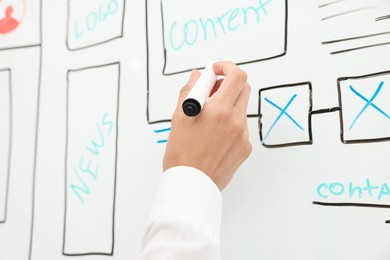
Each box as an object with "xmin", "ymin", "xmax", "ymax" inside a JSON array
[
  {"xmin": 230, "ymin": 119, "xmax": 246, "ymax": 138},
  {"xmin": 208, "ymin": 105, "xmax": 231, "ymax": 124},
  {"xmin": 233, "ymin": 68, "xmax": 248, "ymax": 83}
]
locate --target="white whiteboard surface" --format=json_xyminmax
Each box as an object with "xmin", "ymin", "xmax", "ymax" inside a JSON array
[{"xmin": 0, "ymin": 0, "xmax": 390, "ymax": 259}]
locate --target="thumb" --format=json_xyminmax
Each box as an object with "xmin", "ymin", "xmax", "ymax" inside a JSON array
[{"xmin": 177, "ymin": 70, "xmax": 201, "ymax": 107}]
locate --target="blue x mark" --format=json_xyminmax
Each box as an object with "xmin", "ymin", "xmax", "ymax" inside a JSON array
[
  {"xmin": 262, "ymin": 94, "xmax": 304, "ymax": 144},
  {"xmin": 349, "ymin": 81, "xmax": 389, "ymax": 130}
]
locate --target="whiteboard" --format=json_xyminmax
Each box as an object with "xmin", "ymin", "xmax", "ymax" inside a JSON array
[{"xmin": 0, "ymin": 0, "xmax": 390, "ymax": 259}]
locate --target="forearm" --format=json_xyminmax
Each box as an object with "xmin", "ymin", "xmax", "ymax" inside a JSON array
[{"xmin": 140, "ymin": 166, "xmax": 222, "ymax": 260}]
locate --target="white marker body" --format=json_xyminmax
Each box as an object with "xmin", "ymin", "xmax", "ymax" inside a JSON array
[{"xmin": 183, "ymin": 60, "xmax": 218, "ymax": 116}]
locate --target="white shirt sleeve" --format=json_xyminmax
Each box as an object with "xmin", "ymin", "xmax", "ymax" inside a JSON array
[{"xmin": 139, "ymin": 166, "xmax": 222, "ymax": 260}]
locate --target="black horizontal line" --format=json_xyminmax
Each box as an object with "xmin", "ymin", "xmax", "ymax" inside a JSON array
[
  {"xmin": 311, "ymin": 107, "xmax": 340, "ymax": 115},
  {"xmin": 321, "ymin": 6, "xmax": 377, "ymax": 21},
  {"xmin": 331, "ymin": 41, "xmax": 390, "ymax": 54},
  {"xmin": 318, "ymin": 0, "xmax": 347, "ymax": 8},
  {"xmin": 313, "ymin": 201, "xmax": 390, "ymax": 208},
  {"xmin": 0, "ymin": 44, "xmax": 41, "ymax": 51},
  {"xmin": 376, "ymin": 15, "xmax": 390, "ymax": 22},
  {"xmin": 377, "ymin": 15, "xmax": 390, "ymax": 21},
  {"xmin": 322, "ymin": 31, "xmax": 390, "ymax": 45},
  {"xmin": 386, "ymin": 220, "xmax": 390, "ymax": 224}
]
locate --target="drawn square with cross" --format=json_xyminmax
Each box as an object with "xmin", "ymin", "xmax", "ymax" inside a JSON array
[
  {"xmin": 259, "ymin": 82, "xmax": 312, "ymax": 147},
  {"xmin": 338, "ymin": 71, "xmax": 390, "ymax": 143}
]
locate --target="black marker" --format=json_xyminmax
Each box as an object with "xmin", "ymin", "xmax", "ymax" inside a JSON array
[{"xmin": 182, "ymin": 60, "xmax": 218, "ymax": 117}]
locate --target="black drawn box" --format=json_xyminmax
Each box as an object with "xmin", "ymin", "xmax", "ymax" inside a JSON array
[
  {"xmin": 159, "ymin": 0, "xmax": 287, "ymax": 75},
  {"xmin": 0, "ymin": 69, "xmax": 11, "ymax": 223},
  {"xmin": 63, "ymin": 63, "xmax": 120, "ymax": 255},
  {"xmin": 146, "ymin": 0, "xmax": 288, "ymax": 123},
  {"xmin": 0, "ymin": 0, "xmax": 41, "ymax": 50},
  {"xmin": 259, "ymin": 82, "xmax": 312, "ymax": 148},
  {"xmin": 338, "ymin": 71, "xmax": 390, "ymax": 144},
  {"xmin": 67, "ymin": 0, "xmax": 125, "ymax": 50}
]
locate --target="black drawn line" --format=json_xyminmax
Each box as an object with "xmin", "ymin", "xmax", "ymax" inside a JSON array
[
  {"xmin": 322, "ymin": 31, "xmax": 390, "ymax": 45},
  {"xmin": 321, "ymin": 6, "xmax": 378, "ymax": 21},
  {"xmin": 29, "ymin": 0, "xmax": 43, "ymax": 258},
  {"xmin": 0, "ymin": 69, "xmax": 12, "ymax": 224},
  {"xmin": 313, "ymin": 201, "xmax": 390, "ymax": 208},
  {"xmin": 331, "ymin": 41, "xmax": 390, "ymax": 55},
  {"xmin": 386, "ymin": 220, "xmax": 390, "ymax": 224},
  {"xmin": 311, "ymin": 107, "xmax": 341, "ymax": 115},
  {"xmin": 6, "ymin": 71, "xmax": 12, "ymax": 223},
  {"xmin": 318, "ymin": 0, "xmax": 347, "ymax": 8},
  {"xmin": 112, "ymin": 64, "xmax": 120, "ymax": 259},
  {"xmin": 66, "ymin": 0, "xmax": 126, "ymax": 51},
  {"xmin": 146, "ymin": 0, "xmax": 172, "ymax": 124},
  {"xmin": 376, "ymin": 15, "xmax": 390, "ymax": 22},
  {"xmin": 63, "ymin": 63, "xmax": 120, "ymax": 256},
  {"xmin": 0, "ymin": 44, "xmax": 41, "ymax": 52}
]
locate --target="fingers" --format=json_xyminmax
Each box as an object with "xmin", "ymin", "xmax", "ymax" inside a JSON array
[
  {"xmin": 212, "ymin": 61, "xmax": 248, "ymax": 106},
  {"xmin": 176, "ymin": 70, "xmax": 201, "ymax": 111},
  {"xmin": 234, "ymin": 83, "xmax": 251, "ymax": 115},
  {"xmin": 209, "ymin": 79, "xmax": 223, "ymax": 97}
]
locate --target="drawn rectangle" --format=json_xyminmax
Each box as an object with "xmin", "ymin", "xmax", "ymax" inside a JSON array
[
  {"xmin": 0, "ymin": 0, "xmax": 41, "ymax": 50},
  {"xmin": 67, "ymin": 0, "xmax": 125, "ymax": 50},
  {"xmin": 259, "ymin": 82, "xmax": 312, "ymax": 148},
  {"xmin": 63, "ymin": 63, "xmax": 119, "ymax": 255},
  {"xmin": 0, "ymin": 69, "xmax": 11, "ymax": 223},
  {"xmin": 338, "ymin": 70, "xmax": 390, "ymax": 143},
  {"xmin": 147, "ymin": 0, "xmax": 287, "ymax": 123},
  {"xmin": 160, "ymin": 0, "xmax": 287, "ymax": 75}
]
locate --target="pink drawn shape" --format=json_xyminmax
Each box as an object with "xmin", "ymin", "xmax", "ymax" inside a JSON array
[{"xmin": 0, "ymin": 6, "xmax": 20, "ymax": 34}]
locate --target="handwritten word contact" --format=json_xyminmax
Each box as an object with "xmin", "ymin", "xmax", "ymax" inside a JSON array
[{"xmin": 317, "ymin": 178, "xmax": 390, "ymax": 201}]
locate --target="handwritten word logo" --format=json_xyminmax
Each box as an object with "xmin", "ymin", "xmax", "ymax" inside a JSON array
[
  {"xmin": 0, "ymin": 0, "xmax": 26, "ymax": 34},
  {"xmin": 70, "ymin": 113, "xmax": 113, "ymax": 204},
  {"xmin": 73, "ymin": 0, "xmax": 120, "ymax": 39}
]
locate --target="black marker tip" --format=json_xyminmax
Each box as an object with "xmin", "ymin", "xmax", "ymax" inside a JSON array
[{"xmin": 182, "ymin": 99, "xmax": 201, "ymax": 117}]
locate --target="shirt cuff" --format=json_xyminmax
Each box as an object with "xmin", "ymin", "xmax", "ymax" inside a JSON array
[{"xmin": 148, "ymin": 166, "xmax": 222, "ymax": 246}]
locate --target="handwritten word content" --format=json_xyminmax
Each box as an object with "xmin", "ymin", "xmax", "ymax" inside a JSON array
[
  {"xmin": 70, "ymin": 113, "xmax": 113, "ymax": 205},
  {"xmin": 158, "ymin": 0, "xmax": 285, "ymax": 74},
  {"xmin": 317, "ymin": 178, "xmax": 390, "ymax": 202},
  {"xmin": 168, "ymin": 0, "xmax": 272, "ymax": 51}
]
